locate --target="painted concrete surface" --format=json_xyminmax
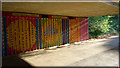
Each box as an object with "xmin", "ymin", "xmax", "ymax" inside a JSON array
[{"xmin": 18, "ymin": 36, "xmax": 119, "ymax": 67}]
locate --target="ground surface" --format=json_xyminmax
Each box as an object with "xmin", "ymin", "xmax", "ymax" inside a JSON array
[
  {"xmin": 69, "ymin": 47, "xmax": 119, "ymax": 66},
  {"xmin": 2, "ymin": 36, "xmax": 119, "ymax": 67}
]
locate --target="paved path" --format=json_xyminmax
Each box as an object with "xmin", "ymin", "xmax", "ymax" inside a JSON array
[
  {"xmin": 69, "ymin": 47, "xmax": 119, "ymax": 66},
  {"xmin": 20, "ymin": 36, "xmax": 119, "ymax": 67},
  {"xmin": 2, "ymin": 36, "xmax": 119, "ymax": 67}
]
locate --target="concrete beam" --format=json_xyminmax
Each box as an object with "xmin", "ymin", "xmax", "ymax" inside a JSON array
[{"xmin": 2, "ymin": 2, "xmax": 119, "ymax": 17}]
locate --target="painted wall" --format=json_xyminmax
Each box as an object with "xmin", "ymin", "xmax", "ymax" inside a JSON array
[
  {"xmin": 2, "ymin": 12, "xmax": 89, "ymax": 56},
  {"xmin": 69, "ymin": 18, "xmax": 89, "ymax": 43}
]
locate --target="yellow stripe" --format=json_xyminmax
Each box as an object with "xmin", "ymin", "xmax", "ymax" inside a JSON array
[
  {"xmin": 26, "ymin": 19, "xmax": 29, "ymax": 50},
  {"xmin": 16, "ymin": 19, "xmax": 19, "ymax": 51},
  {"xmin": 23, "ymin": 19, "xmax": 26, "ymax": 51},
  {"xmin": 19, "ymin": 18, "xmax": 22, "ymax": 51},
  {"xmin": 22, "ymin": 19, "xmax": 24, "ymax": 52},
  {"xmin": 18, "ymin": 18, "xmax": 20, "ymax": 52},
  {"xmin": 21, "ymin": 18, "xmax": 23, "ymax": 52},
  {"xmin": 30, "ymin": 21, "xmax": 32, "ymax": 50}
]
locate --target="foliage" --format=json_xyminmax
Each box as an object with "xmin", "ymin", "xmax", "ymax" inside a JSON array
[
  {"xmin": 89, "ymin": 15, "xmax": 119, "ymax": 39},
  {"xmin": 108, "ymin": 15, "xmax": 119, "ymax": 34}
]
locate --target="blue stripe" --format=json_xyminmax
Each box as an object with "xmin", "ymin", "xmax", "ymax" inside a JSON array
[
  {"xmin": 66, "ymin": 19, "xmax": 67, "ymax": 44},
  {"xmin": 36, "ymin": 18, "xmax": 39, "ymax": 49},
  {"xmin": 39, "ymin": 18, "xmax": 42, "ymax": 49},
  {"xmin": 3, "ymin": 16, "xmax": 8, "ymax": 56},
  {"xmin": 67, "ymin": 19, "xmax": 69, "ymax": 43}
]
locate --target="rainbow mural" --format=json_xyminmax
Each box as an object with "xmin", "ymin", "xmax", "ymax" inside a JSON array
[{"xmin": 2, "ymin": 12, "xmax": 89, "ymax": 56}]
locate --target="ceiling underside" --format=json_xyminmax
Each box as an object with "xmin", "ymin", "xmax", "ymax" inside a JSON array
[{"xmin": 2, "ymin": 2, "xmax": 119, "ymax": 17}]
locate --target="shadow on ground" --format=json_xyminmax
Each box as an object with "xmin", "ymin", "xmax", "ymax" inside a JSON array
[
  {"xmin": 102, "ymin": 37, "xmax": 119, "ymax": 51},
  {"xmin": 2, "ymin": 55, "xmax": 34, "ymax": 68}
]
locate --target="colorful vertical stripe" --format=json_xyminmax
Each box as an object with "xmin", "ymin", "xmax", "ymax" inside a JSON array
[
  {"xmin": 3, "ymin": 16, "xmax": 8, "ymax": 56},
  {"xmin": 2, "ymin": 12, "xmax": 89, "ymax": 56},
  {"xmin": 36, "ymin": 18, "xmax": 39, "ymax": 49}
]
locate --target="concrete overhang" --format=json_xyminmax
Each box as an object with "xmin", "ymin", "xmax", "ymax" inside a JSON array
[{"xmin": 2, "ymin": 1, "xmax": 119, "ymax": 17}]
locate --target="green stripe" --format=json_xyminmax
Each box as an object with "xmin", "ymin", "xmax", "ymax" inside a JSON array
[
  {"xmin": 41, "ymin": 18, "xmax": 43, "ymax": 26},
  {"xmin": 45, "ymin": 42, "xmax": 47, "ymax": 48}
]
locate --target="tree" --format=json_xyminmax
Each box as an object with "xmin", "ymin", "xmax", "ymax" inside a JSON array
[
  {"xmin": 108, "ymin": 15, "xmax": 119, "ymax": 34},
  {"xmin": 89, "ymin": 15, "xmax": 118, "ymax": 38}
]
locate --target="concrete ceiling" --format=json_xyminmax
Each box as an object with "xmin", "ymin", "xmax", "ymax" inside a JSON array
[{"xmin": 2, "ymin": 2, "xmax": 119, "ymax": 17}]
